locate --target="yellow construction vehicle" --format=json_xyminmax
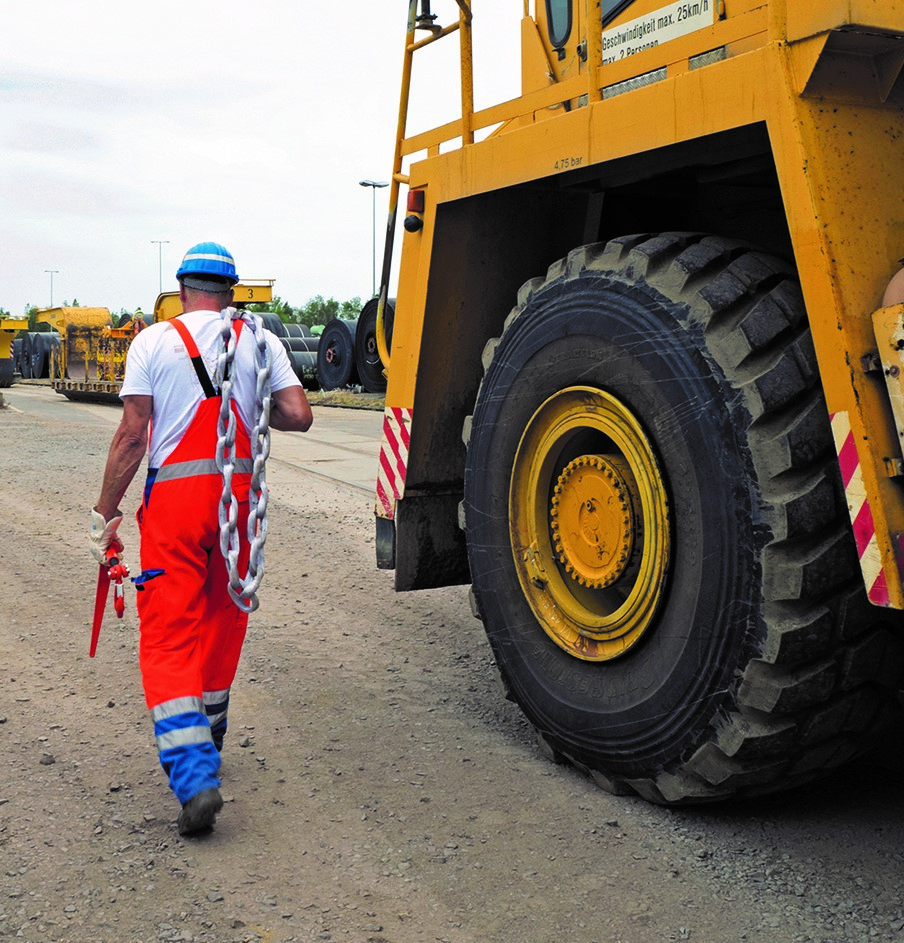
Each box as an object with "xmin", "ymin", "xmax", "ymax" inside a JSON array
[
  {"xmin": 0, "ymin": 318, "xmax": 28, "ymax": 387},
  {"xmin": 45, "ymin": 280, "xmax": 274, "ymax": 401},
  {"xmin": 373, "ymin": 1, "xmax": 904, "ymax": 803},
  {"xmin": 38, "ymin": 307, "xmax": 129, "ymax": 399}
]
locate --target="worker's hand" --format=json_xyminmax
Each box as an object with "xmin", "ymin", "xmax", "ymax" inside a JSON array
[{"xmin": 90, "ymin": 508, "xmax": 124, "ymax": 565}]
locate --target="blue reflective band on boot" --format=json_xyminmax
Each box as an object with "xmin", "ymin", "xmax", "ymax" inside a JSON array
[{"xmin": 153, "ymin": 709, "xmax": 220, "ymax": 804}]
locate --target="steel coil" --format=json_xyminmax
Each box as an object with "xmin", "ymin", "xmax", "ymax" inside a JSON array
[
  {"xmin": 286, "ymin": 337, "xmax": 319, "ymax": 353},
  {"xmin": 288, "ymin": 350, "xmax": 320, "ymax": 389},
  {"xmin": 32, "ymin": 333, "xmax": 49, "ymax": 379},
  {"xmin": 355, "ymin": 297, "xmax": 395, "ymax": 393},
  {"xmin": 316, "ymin": 318, "xmax": 359, "ymax": 390},
  {"xmin": 259, "ymin": 313, "xmax": 288, "ymax": 338},
  {"xmin": 30, "ymin": 332, "xmax": 61, "ymax": 379},
  {"xmin": 285, "ymin": 322, "xmax": 313, "ymax": 338},
  {"xmin": 19, "ymin": 334, "xmax": 33, "ymax": 379}
]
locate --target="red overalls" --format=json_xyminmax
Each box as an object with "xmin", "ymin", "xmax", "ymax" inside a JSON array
[{"xmin": 136, "ymin": 316, "xmax": 253, "ymax": 804}]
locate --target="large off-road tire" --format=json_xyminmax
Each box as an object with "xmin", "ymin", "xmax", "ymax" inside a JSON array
[{"xmin": 463, "ymin": 233, "xmax": 904, "ymax": 804}]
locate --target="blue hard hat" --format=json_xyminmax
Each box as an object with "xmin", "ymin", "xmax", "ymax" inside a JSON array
[{"xmin": 176, "ymin": 242, "xmax": 238, "ymax": 286}]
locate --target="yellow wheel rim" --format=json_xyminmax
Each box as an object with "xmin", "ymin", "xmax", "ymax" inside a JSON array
[{"xmin": 509, "ymin": 387, "xmax": 670, "ymax": 661}]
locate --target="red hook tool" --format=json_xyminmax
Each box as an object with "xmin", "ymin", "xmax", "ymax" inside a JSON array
[{"xmin": 90, "ymin": 545, "xmax": 130, "ymax": 658}]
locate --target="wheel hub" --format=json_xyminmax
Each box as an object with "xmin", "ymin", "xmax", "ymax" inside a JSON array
[
  {"xmin": 551, "ymin": 455, "xmax": 636, "ymax": 588},
  {"xmin": 509, "ymin": 386, "xmax": 670, "ymax": 661}
]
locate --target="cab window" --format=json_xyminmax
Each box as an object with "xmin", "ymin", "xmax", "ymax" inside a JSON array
[
  {"xmin": 603, "ymin": 0, "xmax": 635, "ymax": 24},
  {"xmin": 545, "ymin": 0, "xmax": 572, "ymax": 48}
]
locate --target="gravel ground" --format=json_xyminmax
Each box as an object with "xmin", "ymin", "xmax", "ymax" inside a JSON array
[{"xmin": 1, "ymin": 385, "xmax": 904, "ymax": 943}]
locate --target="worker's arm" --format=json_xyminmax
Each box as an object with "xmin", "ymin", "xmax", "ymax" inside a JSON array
[
  {"xmin": 270, "ymin": 385, "xmax": 313, "ymax": 432},
  {"xmin": 95, "ymin": 395, "xmax": 152, "ymax": 520}
]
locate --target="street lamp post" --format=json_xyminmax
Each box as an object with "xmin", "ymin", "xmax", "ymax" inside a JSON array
[
  {"xmin": 359, "ymin": 180, "xmax": 389, "ymax": 297},
  {"xmin": 45, "ymin": 270, "xmax": 59, "ymax": 307},
  {"xmin": 151, "ymin": 240, "xmax": 170, "ymax": 295}
]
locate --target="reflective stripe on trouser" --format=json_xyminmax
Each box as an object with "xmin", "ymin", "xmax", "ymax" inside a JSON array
[
  {"xmin": 204, "ymin": 687, "xmax": 231, "ymax": 751},
  {"xmin": 151, "ymin": 697, "xmax": 220, "ymax": 804},
  {"xmin": 137, "ymin": 384, "xmax": 253, "ymax": 804},
  {"xmin": 154, "ymin": 457, "xmax": 253, "ymax": 484}
]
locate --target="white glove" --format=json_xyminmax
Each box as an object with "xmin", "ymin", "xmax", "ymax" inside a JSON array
[{"xmin": 90, "ymin": 508, "xmax": 124, "ymax": 565}]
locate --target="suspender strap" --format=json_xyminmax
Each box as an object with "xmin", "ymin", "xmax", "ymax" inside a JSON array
[
  {"xmin": 169, "ymin": 316, "xmax": 245, "ymax": 399},
  {"xmin": 170, "ymin": 317, "xmax": 217, "ymax": 398}
]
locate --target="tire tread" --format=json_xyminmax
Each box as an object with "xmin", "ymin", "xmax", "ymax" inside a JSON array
[{"xmin": 465, "ymin": 231, "xmax": 904, "ymax": 804}]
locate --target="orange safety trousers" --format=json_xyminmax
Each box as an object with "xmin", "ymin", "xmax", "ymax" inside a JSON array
[{"xmin": 135, "ymin": 316, "xmax": 253, "ymax": 804}]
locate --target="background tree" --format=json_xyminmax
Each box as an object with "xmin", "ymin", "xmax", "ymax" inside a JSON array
[
  {"xmin": 338, "ymin": 297, "xmax": 362, "ymax": 319},
  {"xmin": 250, "ymin": 294, "xmax": 363, "ymax": 331}
]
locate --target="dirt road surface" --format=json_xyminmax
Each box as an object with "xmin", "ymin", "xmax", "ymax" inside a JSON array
[{"xmin": 1, "ymin": 384, "xmax": 904, "ymax": 943}]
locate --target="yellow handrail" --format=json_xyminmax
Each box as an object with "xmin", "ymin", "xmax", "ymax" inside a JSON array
[{"xmin": 376, "ymin": 1, "xmax": 474, "ymax": 375}]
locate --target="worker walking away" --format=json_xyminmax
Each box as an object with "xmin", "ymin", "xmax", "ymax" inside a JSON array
[{"xmin": 90, "ymin": 242, "xmax": 312, "ymax": 835}]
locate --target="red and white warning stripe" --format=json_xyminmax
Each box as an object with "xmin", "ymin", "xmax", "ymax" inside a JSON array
[
  {"xmin": 376, "ymin": 406, "xmax": 412, "ymax": 519},
  {"xmin": 831, "ymin": 411, "xmax": 890, "ymax": 606}
]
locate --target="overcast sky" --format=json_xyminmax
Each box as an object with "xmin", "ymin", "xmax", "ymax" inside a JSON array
[{"xmin": 1, "ymin": 1, "xmax": 521, "ymax": 315}]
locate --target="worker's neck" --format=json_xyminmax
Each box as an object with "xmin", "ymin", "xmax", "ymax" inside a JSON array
[{"xmin": 179, "ymin": 285, "xmax": 233, "ymax": 313}]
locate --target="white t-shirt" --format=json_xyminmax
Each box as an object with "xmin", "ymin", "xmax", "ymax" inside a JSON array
[{"xmin": 120, "ymin": 309, "xmax": 302, "ymax": 468}]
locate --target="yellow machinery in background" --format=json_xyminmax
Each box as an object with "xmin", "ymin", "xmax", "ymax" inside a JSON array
[
  {"xmin": 0, "ymin": 318, "xmax": 28, "ymax": 388},
  {"xmin": 152, "ymin": 279, "xmax": 274, "ymax": 322},
  {"xmin": 38, "ymin": 307, "xmax": 122, "ymax": 386},
  {"xmin": 41, "ymin": 280, "xmax": 274, "ymax": 401},
  {"xmin": 373, "ymin": 1, "xmax": 904, "ymax": 803}
]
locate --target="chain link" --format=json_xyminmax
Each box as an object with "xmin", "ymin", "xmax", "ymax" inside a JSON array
[{"xmin": 215, "ymin": 307, "xmax": 272, "ymax": 613}]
